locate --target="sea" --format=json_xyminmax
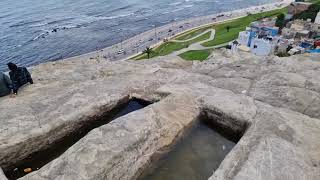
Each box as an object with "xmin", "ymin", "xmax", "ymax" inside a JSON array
[{"xmin": 0, "ymin": 0, "xmax": 276, "ymax": 71}]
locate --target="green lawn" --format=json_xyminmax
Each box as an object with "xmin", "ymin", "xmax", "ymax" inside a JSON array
[
  {"xmin": 202, "ymin": 8, "xmax": 288, "ymax": 47},
  {"xmin": 179, "ymin": 49, "xmax": 212, "ymax": 61},
  {"xmin": 308, "ymin": 0, "xmax": 320, "ymax": 4},
  {"xmin": 175, "ymin": 26, "xmax": 212, "ymax": 40},
  {"xmin": 135, "ymin": 31, "xmax": 211, "ymax": 60}
]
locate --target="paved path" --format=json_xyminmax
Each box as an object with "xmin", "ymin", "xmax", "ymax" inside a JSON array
[
  {"xmin": 168, "ymin": 28, "xmax": 236, "ymax": 59},
  {"xmin": 170, "ymin": 29, "xmax": 216, "ymax": 56},
  {"xmin": 170, "ymin": 28, "xmax": 214, "ymax": 43}
]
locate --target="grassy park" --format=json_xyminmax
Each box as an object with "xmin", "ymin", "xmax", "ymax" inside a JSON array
[
  {"xmin": 175, "ymin": 27, "xmax": 212, "ymax": 41},
  {"xmin": 202, "ymin": 8, "xmax": 288, "ymax": 46},
  {"xmin": 179, "ymin": 49, "xmax": 212, "ymax": 61},
  {"xmin": 135, "ymin": 31, "xmax": 211, "ymax": 60},
  {"xmin": 309, "ymin": 0, "xmax": 320, "ymax": 3},
  {"xmin": 134, "ymin": 7, "xmax": 288, "ymax": 60}
]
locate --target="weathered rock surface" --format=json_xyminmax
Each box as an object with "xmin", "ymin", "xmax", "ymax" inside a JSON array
[
  {"xmin": 192, "ymin": 51, "xmax": 320, "ymax": 119},
  {"xmin": 0, "ymin": 51, "xmax": 319, "ymax": 180}
]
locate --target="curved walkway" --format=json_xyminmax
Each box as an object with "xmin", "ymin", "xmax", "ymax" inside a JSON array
[
  {"xmin": 169, "ymin": 29, "xmax": 217, "ymax": 56},
  {"xmin": 170, "ymin": 29, "xmax": 214, "ymax": 43}
]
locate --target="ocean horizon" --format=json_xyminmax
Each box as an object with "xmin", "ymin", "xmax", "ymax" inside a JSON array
[{"xmin": 0, "ymin": 0, "xmax": 276, "ymax": 71}]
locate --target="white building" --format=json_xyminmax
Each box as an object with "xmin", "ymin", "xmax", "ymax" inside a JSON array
[
  {"xmin": 315, "ymin": 11, "xmax": 320, "ymax": 25},
  {"xmin": 250, "ymin": 37, "xmax": 279, "ymax": 56},
  {"xmin": 237, "ymin": 29, "xmax": 280, "ymax": 56},
  {"xmin": 238, "ymin": 31, "xmax": 250, "ymax": 46}
]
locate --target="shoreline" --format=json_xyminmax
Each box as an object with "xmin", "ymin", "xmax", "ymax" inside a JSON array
[{"xmin": 35, "ymin": 0, "xmax": 293, "ymax": 66}]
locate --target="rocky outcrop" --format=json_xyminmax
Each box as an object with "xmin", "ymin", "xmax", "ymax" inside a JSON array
[
  {"xmin": 192, "ymin": 51, "xmax": 320, "ymax": 119},
  {"xmin": 22, "ymin": 94, "xmax": 200, "ymax": 180},
  {"xmin": 0, "ymin": 51, "xmax": 319, "ymax": 180}
]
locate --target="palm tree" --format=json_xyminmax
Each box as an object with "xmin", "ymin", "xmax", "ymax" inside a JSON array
[
  {"xmin": 143, "ymin": 47, "xmax": 153, "ymax": 59},
  {"xmin": 275, "ymin": 14, "xmax": 285, "ymax": 29},
  {"xmin": 226, "ymin": 25, "xmax": 231, "ymax": 32}
]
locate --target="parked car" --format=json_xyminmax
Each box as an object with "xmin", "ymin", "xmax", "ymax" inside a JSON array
[{"xmin": 117, "ymin": 49, "xmax": 124, "ymax": 54}]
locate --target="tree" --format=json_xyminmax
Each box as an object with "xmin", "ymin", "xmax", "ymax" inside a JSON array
[
  {"xmin": 226, "ymin": 25, "xmax": 231, "ymax": 32},
  {"xmin": 143, "ymin": 47, "xmax": 153, "ymax": 59},
  {"xmin": 275, "ymin": 14, "xmax": 285, "ymax": 28}
]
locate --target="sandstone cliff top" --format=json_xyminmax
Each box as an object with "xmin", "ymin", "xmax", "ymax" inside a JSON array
[{"xmin": 0, "ymin": 51, "xmax": 319, "ymax": 180}]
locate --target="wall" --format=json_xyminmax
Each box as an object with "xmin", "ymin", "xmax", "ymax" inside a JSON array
[
  {"xmin": 288, "ymin": 2, "xmax": 312, "ymax": 15},
  {"xmin": 238, "ymin": 31, "xmax": 250, "ymax": 47},
  {"xmin": 315, "ymin": 12, "xmax": 320, "ymax": 24},
  {"xmin": 250, "ymin": 38, "xmax": 273, "ymax": 56}
]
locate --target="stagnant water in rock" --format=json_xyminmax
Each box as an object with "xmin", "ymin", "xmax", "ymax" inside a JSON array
[
  {"xmin": 140, "ymin": 121, "xmax": 236, "ymax": 180},
  {"xmin": 5, "ymin": 98, "xmax": 151, "ymax": 180}
]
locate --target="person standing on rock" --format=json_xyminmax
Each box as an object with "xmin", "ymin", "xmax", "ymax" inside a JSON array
[
  {"xmin": 7, "ymin": 62, "xmax": 33, "ymax": 95},
  {"xmin": 0, "ymin": 71, "xmax": 13, "ymax": 97}
]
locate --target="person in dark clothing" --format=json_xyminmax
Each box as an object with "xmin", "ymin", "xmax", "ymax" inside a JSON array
[
  {"xmin": 0, "ymin": 72, "xmax": 13, "ymax": 97},
  {"xmin": 7, "ymin": 62, "xmax": 33, "ymax": 95}
]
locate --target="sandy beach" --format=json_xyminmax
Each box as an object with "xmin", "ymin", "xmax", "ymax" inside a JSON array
[{"xmin": 50, "ymin": 0, "xmax": 294, "ymax": 63}]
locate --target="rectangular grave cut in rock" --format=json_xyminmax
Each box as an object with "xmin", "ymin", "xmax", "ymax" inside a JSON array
[
  {"xmin": 139, "ymin": 110, "xmax": 244, "ymax": 180},
  {"xmin": 4, "ymin": 98, "xmax": 153, "ymax": 180}
]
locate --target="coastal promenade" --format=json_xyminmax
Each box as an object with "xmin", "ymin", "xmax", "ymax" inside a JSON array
[{"xmin": 63, "ymin": 0, "xmax": 293, "ymax": 63}]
